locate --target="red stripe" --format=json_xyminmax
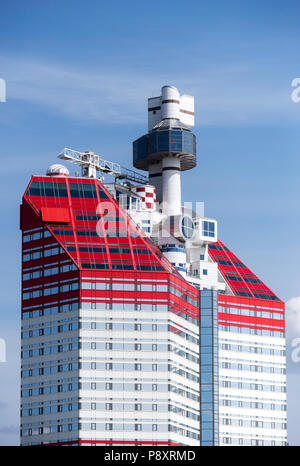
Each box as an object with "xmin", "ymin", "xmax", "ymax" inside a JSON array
[
  {"xmin": 219, "ymin": 303, "xmax": 284, "ymax": 316},
  {"xmin": 218, "ymin": 293, "xmax": 284, "ymax": 310},
  {"xmin": 219, "ymin": 312, "xmax": 284, "ymax": 328},
  {"xmin": 219, "ymin": 321, "xmax": 285, "ymax": 333}
]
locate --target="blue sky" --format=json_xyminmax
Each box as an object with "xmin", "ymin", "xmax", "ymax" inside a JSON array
[{"xmin": 0, "ymin": 0, "xmax": 300, "ymax": 445}]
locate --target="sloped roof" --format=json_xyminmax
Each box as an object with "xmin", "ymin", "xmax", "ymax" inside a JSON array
[
  {"xmin": 208, "ymin": 239, "xmax": 282, "ymax": 303},
  {"xmin": 23, "ymin": 175, "xmax": 181, "ymax": 277}
]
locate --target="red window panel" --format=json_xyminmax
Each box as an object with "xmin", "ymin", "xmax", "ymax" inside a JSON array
[{"xmin": 41, "ymin": 207, "xmax": 70, "ymax": 224}]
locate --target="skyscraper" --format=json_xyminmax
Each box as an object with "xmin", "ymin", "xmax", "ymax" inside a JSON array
[{"xmin": 20, "ymin": 86, "xmax": 287, "ymax": 446}]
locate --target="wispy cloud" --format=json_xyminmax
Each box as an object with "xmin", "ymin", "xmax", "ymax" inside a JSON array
[
  {"xmin": 0, "ymin": 56, "xmax": 149, "ymax": 124},
  {"xmin": 286, "ymin": 297, "xmax": 300, "ymax": 341},
  {"xmin": 0, "ymin": 55, "xmax": 298, "ymax": 126}
]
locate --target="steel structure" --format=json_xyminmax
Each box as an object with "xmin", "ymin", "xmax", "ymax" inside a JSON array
[{"xmin": 58, "ymin": 147, "xmax": 149, "ymax": 185}]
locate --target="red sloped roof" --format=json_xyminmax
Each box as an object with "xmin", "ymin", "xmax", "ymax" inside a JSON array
[
  {"xmin": 208, "ymin": 239, "xmax": 282, "ymax": 303},
  {"xmin": 23, "ymin": 175, "xmax": 182, "ymax": 278}
]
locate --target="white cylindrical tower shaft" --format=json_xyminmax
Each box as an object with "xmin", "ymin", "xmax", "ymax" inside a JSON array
[
  {"xmin": 161, "ymin": 85, "xmax": 180, "ymax": 120},
  {"xmin": 162, "ymin": 156, "xmax": 181, "ymax": 216}
]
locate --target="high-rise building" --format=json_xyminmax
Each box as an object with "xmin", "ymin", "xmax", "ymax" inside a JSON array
[{"xmin": 20, "ymin": 86, "xmax": 287, "ymax": 446}]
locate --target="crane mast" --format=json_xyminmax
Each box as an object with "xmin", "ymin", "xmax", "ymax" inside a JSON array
[{"xmin": 58, "ymin": 147, "xmax": 148, "ymax": 185}]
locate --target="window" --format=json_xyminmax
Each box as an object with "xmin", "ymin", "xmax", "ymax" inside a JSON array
[
  {"xmin": 251, "ymin": 421, "xmax": 263, "ymax": 428},
  {"xmin": 223, "ymin": 418, "xmax": 231, "ymax": 425},
  {"xmin": 26, "ymin": 181, "xmax": 68, "ymax": 198},
  {"xmin": 69, "ymin": 182, "xmax": 97, "ymax": 199},
  {"xmin": 222, "ymin": 381, "xmax": 231, "ymax": 388},
  {"xmin": 181, "ymin": 216, "xmax": 195, "ymax": 240},
  {"xmin": 119, "ymin": 194, "xmax": 129, "ymax": 209},
  {"xmin": 202, "ymin": 269, "xmax": 208, "ymax": 276},
  {"xmin": 252, "ymin": 440, "xmax": 263, "ymax": 446},
  {"xmin": 202, "ymin": 221, "xmax": 215, "ymax": 238},
  {"xmin": 223, "ymin": 437, "xmax": 231, "ymax": 445}
]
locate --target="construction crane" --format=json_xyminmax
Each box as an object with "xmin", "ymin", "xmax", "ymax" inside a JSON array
[{"xmin": 58, "ymin": 148, "xmax": 149, "ymax": 185}]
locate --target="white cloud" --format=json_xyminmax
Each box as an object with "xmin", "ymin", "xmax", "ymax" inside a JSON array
[
  {"xmin": 286, "ymin": 296, "xmax": 300, "ymax": 341},
  {"xmin": 0, "ymin": 55, "xmax": 298, "ymax": 126}
]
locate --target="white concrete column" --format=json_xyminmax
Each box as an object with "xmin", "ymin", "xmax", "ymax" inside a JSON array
[
  {"xmin": 161, "ymin": 85, "xmax": 180, "ymax": 120},
  {"xmin": 162, "ymin": 156, "xmax": 181, "ymax": 216}
]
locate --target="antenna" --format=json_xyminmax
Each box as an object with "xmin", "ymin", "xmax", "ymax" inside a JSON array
[{"xmin": 58, "ymin": 148, "xmax": 148, "ymax": 185}]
